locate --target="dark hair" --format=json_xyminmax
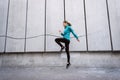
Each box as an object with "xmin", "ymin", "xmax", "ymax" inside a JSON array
[{"xmin": 63, "ymin": 21, "xmax": 72, "ymax": 26}]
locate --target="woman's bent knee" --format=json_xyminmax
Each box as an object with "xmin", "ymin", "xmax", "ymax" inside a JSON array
[{"xmin": 55, "ymin": 38, "xmax": 58, "ymax": 42}]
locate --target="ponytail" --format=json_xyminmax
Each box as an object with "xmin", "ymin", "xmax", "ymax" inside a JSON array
[{"xmin": 63, "ymin": 21, "xmax": 72, "ymax": 26}]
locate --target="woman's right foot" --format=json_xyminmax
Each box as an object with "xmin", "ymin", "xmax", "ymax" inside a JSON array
[
  {"xmin": 66, "ymin": 63, "xmax": 71, "ymax": 69},
  {"xmin": 60, "ymin": 46, "xmax": 65, "ymax": 52}
]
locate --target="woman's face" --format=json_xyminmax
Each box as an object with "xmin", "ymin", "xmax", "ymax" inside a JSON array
[{"xmin": 63, "ymin": 22, "xmax": 67, "ymax": 27}]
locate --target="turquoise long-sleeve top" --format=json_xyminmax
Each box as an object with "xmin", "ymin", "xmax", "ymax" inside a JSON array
[{"xmin": 61, "ymin": 25, "xmax": 78, "ymax": 41}]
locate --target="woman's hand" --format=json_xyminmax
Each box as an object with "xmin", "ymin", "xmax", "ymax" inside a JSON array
[
  {"xmin": 59, "ymin": 30, "xmax": 62, "ymax": 33},
  {"xmin": 77, "ymin": 39, "xmax": 80, "ymax": 42}
]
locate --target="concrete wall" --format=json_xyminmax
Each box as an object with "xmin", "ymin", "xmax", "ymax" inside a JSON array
[
  {"xmin": 46, "ymin": 0, "xmax": 64, "ymax": 51},
  {"xmin": 6, "ymin": 0, "xmax": 27, "ymax": 52},
  {"xmin": 65, "ymin": 0, "xmax": 86, "ymax": 51},
  {"xmin": 108, "ymin": 0, "xmax": 120, "ymax": 50},
  {"xmin": 0, "ymin": 0, "xmax": 120, "ymax": 52},
  {"xmin": 0, "ymin": 0, "xmax": 8, "ymax": 52},
  {"xmin": 26, "ymin": 0, "xmax": 45, "ymax": 52},
  {"xmin": 86, "ymin": 0, "xmax": 111, "ymax": 51},
  {"xmin": 0, "ymin": 52, "xmax": 120, "ymax": 68}
]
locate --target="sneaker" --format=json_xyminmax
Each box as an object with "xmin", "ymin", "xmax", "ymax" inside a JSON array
[
  {"xmin": 66, "ymin": 63, "xmax": 71, "ymax": 69},
  {"xmin": 60, "ymin": 46, "xmax": 65, "ymax": 52}
]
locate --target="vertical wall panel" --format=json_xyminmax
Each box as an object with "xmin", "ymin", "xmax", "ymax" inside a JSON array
[
  {"xmin": 108, "ymin": 0, "xmax": 120, "ymax": 50},
  {"xmin": 86, "ymin": 0, "xmax": 111, "ymax": 51},
  {"xmin": 0, "ymin": 0, "xmax": 8, "ymax": 52},
  {"xmin": 6, "ymin": 0, "xmax": 27, "ymax": 52},
  {"xmin": 46, "ymin": 0, "xmax": 64, "ymax": 51},
  {"xmin": 65, "ymin": 0, "xmax": 86, "ymax": 51},
  {"xmin": 0, "ymin": 0, "xmax": 8, "ymax": 36},
  {"xmin": 26, "ymin": 0, "xmax": 45, "ymax": 52},
  {"xmin": 0, "ymin": 0, "xmax": 119, "ymax": 52},
  {"xmin": 0, "ymin": 37, "xmax": 5, "ymax": 52}
]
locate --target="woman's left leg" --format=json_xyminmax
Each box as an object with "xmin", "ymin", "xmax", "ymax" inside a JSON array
[
  {"xmin": 55, "ymin": 38, "xmax": 65, "ymax": 51},
  {"xmin": 65, "ymin": 40, "xmax": 71, "ymax": 69},
  {"xmin": 65, "ymin": 40, "xmax": 70, "ymax": 64}
]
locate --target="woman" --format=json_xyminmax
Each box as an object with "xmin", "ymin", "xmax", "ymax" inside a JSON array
[{"xmin": 55, "ymin": 21, "xmax": 80, "ymax": 69}]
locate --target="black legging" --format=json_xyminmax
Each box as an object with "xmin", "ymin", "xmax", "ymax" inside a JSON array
[{"xmin": 55, "ymin": 38, "xmax": 70, "ymax": 63}]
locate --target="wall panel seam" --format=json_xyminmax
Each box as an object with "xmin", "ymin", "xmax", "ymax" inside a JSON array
[
  {"xmin": 83, "ymin": 0, "xmax": 88, "ymax": 51},
  {"xmin": 24, "ymin": 0, "xmax": 29, "ymax": 52},
  {"xmin": 44, "ymin": 0, "xmax": 47, "ymax": 52},
  {"xmin": 106, "ymin": 0, "xmax": 113, "ymax": 51},
  {"xmin": 4, "ymin": 0, "xmax": 10, "ymax": 53}
]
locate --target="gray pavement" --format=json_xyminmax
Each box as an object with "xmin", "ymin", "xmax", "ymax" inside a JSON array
[{"xmin": 0, "ymin": 66, "xmax": 120, "ymax": 80}]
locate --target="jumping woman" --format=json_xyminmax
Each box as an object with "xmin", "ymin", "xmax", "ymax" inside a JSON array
[{"xmin": 55, "ymin": 21, "xmax": 80, "ymax": 69}]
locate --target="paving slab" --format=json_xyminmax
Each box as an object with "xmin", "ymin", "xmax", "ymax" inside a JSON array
[{"xmin": 0, "ymin": 67, "xmax": 120, "ymax": 80}]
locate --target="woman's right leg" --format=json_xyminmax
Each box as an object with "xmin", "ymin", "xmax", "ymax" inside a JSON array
[
  {"xmin": 65, "ymin": 40, "xmax": 70, "ymax": 64},
  {"xmin": 55, "ymin": 38, "xmax": 64, "ymax": 47},
  {"xmin": 55, "ymin": 38, "xmax": 65, "ymax": 51},
  {"xmin": 64, "ymin": 39, "xmax": 70, "ymax": 69}
]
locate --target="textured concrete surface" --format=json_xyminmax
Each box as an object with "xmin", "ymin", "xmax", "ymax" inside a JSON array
[
  {"xmin": 0, "ymin": 67, "xmax": 120, "ymax": 80},
  {"xmin": 0, "ymin": 52, "xmax": 120, "ymax": 68},
  {"xmin": 0, "ymin": 0, "xmax": 120, "ymax": 52}
]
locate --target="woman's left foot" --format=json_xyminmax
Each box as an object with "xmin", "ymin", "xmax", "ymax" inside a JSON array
[
  {"xmin": 60, "ymin": 46, "xmax": 65, "ymax": 52},
  {"xmin": 66, "ymin": 63, "xmax": 71, "ymax": 69}
]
